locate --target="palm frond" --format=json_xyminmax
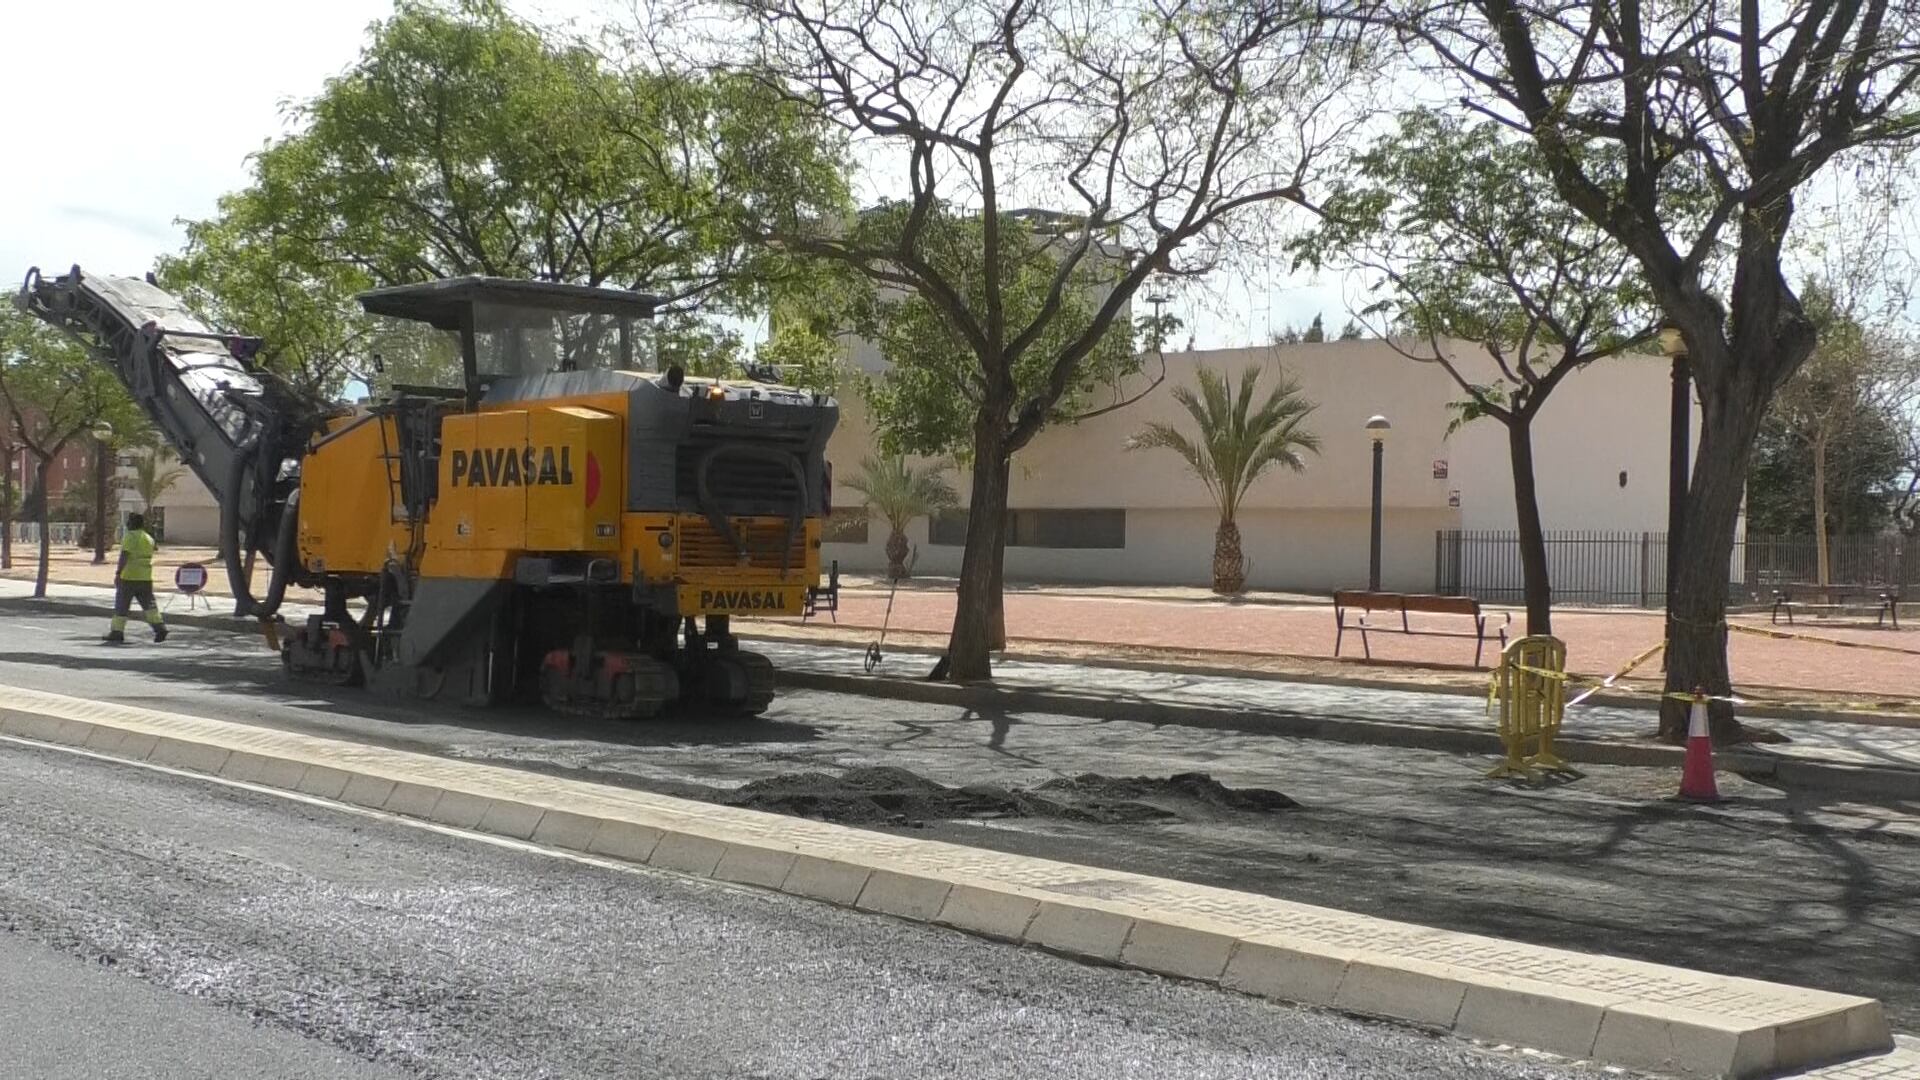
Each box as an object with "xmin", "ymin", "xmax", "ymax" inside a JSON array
[
  {"xmin": 1130, "ymin": 363, "xmax": 1322, "ymax": 523},
  {"xmin": 843, "ymin": 455, "xmax": 957, "ymax": 532}
]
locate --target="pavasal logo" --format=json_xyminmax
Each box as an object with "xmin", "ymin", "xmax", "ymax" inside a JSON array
[
  {"xmin": 698, "ymin": 589, "xmax": 790, "ymax": 611},
  {"xmin": 448, "ymin": 446, "xmax": 603, "ymax": 504}
]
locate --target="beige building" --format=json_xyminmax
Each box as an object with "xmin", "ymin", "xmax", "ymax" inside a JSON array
[
  {"xmin": 822, "ymin": 339, "xmax": 1698, "ymax": 595},
  {"xmin": 138, "ymin": 457, "xmax": 222, "ymax": 545}
]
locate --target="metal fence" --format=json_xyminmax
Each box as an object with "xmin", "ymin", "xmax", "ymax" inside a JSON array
[
  {"xmin": 1435, "ymin": 529, "xmax": 1916, "ymax": 607},
  {"xmin": 4, "ymin": 521, "xmax": 92, "ymax": 547}
]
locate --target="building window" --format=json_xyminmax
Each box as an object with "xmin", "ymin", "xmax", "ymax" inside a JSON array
[
  {"xmin": 822, "ymin": 508, "xmax": 870, "ymax": 544},
  {"xmin": 929, "ymin": 509, "xmax": 1125, "ymax": 549}
]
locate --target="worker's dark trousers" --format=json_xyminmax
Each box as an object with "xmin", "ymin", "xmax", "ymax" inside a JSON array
[{"xmin": 111, "ymin": 580, "xmax": 164, "ymax": 634}]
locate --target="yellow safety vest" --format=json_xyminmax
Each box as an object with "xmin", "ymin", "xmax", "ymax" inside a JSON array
[{"xmin": 120, "ymin": 529, "xmax": 156, "ymax": 582}]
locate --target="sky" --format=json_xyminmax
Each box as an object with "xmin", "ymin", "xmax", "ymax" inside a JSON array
[
  {"xmin": 7, "ymin": 2, "xmax": 1899, "ymax": 356},
  {"xmin": 1, "ymin": 1, "xmax": 393, "ymax": 289},
  {"xmin": 0, "ymin": 0, "xmax": 1353, "ymax": 353}
]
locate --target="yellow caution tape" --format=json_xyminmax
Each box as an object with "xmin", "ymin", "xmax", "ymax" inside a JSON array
[
  {"xmin": 1725, "ymin": 621, "xmax": 1920, "ymax": 657},
  {"xmin": 1566, "ymin": 641, "xmax": 1666, "ymax": 707},
  {"xmin": 1659, "ymin": 689, "xmax": 1920, "ymax": 711}
]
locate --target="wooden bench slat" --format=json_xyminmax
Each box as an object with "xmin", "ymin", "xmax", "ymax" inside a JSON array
[{"xmin": 1332, "ymin": 589, "xmax": 1509, "ymax": 667}]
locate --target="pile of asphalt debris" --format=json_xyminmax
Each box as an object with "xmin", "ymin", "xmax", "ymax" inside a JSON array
[{"xmin": 723, "ymin": 766, "xmax": 1297, "ymax": 827}]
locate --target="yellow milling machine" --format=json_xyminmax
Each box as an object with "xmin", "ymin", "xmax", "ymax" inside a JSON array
[{"xmin": 17, "ymin": 268, "xmax": 840, "ymax": 718}]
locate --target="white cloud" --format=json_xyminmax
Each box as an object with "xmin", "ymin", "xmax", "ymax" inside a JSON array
[{"xmin": 0, "ymin": 0, "xmax": 393, "ymax": 283}]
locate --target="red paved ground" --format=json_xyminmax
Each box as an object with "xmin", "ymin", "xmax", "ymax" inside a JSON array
[{"xmin": 809, "ymin": 588, "xmax": 1920, "ymax": 699}]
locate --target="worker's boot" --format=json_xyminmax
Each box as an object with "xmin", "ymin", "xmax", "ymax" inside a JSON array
[
  {"xmin": 103, "ymin": 630, "xmax": 126, "ymax": 645},
  {"xmin": 153, "ymin": 625, "xmax": 169, "ymax": 643}
]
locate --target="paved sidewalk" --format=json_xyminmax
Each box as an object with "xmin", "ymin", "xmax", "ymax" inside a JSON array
[{"xmin": 752, "ymin": 640, "xmax": 1920, "ymax": 780}]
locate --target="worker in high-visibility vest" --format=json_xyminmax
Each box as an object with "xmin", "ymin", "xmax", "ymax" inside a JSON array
[{"xmin": 105, "ymin": 512, "xmax": 168, "ymax": 644}]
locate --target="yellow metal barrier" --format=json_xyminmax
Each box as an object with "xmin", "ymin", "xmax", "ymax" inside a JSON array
[{"xmin": 1487, "ymin": 635, "xmax": 1574, "ymax": 779}]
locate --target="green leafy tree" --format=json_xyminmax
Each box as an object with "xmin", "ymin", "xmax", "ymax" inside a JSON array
[
  {"xmin": 58, "ymin": 466, "xmax": 112, "ymax": 525},
  {"xmin": 832, "ymin": 206, "xmax": 1169, "ymax": 648},
  {"xmin": 1392, "ymin": 0, "xmax": 1920, "ymax": 742},
  {"xmin": 733, "ymin": 0, "xmax": 1360, "ymax": 679},
  {"xmin": 0, "ymin": 309, "xmax": 145, "ymax": 596},
  {"xmin": 1748, "ymin": 408, "xmax": 1903, "ymax": 538},
  {"xmin": 163, "ymin": 0, "xmax": 848, "ymax": 390},
  {"xmin": 1748, "ymin": 291, "xmax": 1916, "ymax": 580},
  {"xmin": 843, "ymin": 456, "xmax": 958, "ymax": 580},
  {"xmin": 1126, "ymin": 365, "xmax": 1320, "ymax": 594},
  {"xmin": 1302, "ymin": 315, "xmax": 1327, "ymax": 343},
  {"xmin": 849, "ymin": 207, "xmax": 1151, "ymax": 460},
  {"xmin": 1297, "ymin": 110, "xmax": 1654, "ymax": 634}
]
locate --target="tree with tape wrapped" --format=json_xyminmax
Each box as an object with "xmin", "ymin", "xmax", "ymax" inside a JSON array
[{"xmin": 1382, "ymin": 0, "xmax": 1920, "ymax": 743}]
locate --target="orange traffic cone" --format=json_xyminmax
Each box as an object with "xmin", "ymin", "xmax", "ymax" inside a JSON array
[{"xmin": 1678, "ymin": 690, "xmax": 1721, "ymax": 802}]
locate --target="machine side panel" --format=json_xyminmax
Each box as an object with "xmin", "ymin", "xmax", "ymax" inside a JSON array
[
  {"xmin": 297, "ymin": 413, "xmax": 411, "ymax": 575},
  {"xmin": 525, "ymin": 406, "xmax": 623, "ymax": 553},
  {"xmin": 430, "ymin": 414, "xmax": 481, "ymax": 555},
  {"xmin": 395, "ymin": 576, "xmax": 511, "ymax": 668},
  {"xmin": 470, "ymin": 411, "xmax": 529, "ymax": 552}
]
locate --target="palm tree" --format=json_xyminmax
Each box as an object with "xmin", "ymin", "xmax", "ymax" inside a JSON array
[
  {"xmin": 844, "ymin": 455, "xmax": 957, "ymax": 580},
  {"xmin": 1127, "ymin": 364, "xmax": 1321, "ymax": 594},
  {"xmin": 130, "ymin": 450, "xmax": 186, "ymax": 517}
]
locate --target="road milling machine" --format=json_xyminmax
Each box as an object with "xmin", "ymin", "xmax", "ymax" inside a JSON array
[{"xmin": 16, "ymin": 266, "xmax": 838, "ymax": 718}]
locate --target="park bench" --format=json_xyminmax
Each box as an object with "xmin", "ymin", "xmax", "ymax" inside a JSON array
[
  {"xmin": 1770, "ymin": 584, "xmax": 1900, "ymax": 630},
  {"xmin": 1333, "ymin": 590, "xmax": 1510, "ymax": 668}
]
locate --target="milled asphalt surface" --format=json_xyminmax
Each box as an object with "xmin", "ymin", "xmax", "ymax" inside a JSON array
[
  {"xmin": 0, "ymin": 741, "xmax": 1618, "ymax": 1080},
  {"xmin": 2, "ymin": 608, "xmax": 1918, "ymax": 1032},
  {"xmin": 0, "ymin": 932, "xmax": 410, "ymax": 1080}
]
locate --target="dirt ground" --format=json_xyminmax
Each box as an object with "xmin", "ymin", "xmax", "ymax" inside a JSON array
[{"xmin": 723, "ymin": 766, "xmax": 1297, "ymax": 826}]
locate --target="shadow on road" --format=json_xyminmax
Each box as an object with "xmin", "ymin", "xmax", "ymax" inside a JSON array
[{"xmin": 0, "ymin": 641, "xmax": 823, "ymax": 750}]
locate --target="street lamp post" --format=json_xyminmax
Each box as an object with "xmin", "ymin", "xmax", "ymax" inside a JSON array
[
  {"xmin": 1, "ymin": 439, "xmax": 14, "ymax": 571},
  {"xmin": 90, "ymin": 421, "xmax": 114, "ymax": 566},
  {"xmin": 1366, "ymin": 415, "xmax": 1391, "ymax": 591},
  {"xmin": 1658, "ymin": 326, "xmax": 1689, "ymax": 662}
]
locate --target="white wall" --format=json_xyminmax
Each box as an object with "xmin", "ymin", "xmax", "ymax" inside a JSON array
[
  {"xmin": 823, "ymin": 339, "xmax": 1702, "ymax": 595},
  {"xmin": 1450, "ymin": 353, "xmax": 1697, "ymax": 533}
]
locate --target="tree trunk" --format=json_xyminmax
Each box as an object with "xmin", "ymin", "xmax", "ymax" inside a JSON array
[
  {"xmin": 1658, "ymin": 387, "xmax": 1765, "ymax": 744},
  {"xmin": 944, "ymin": 421, "xmax": 1010, "ymax": 681},
  {"xmin": 92, "ymin": 438, "xmax": 109, "ymax": 566},
  {"xmin": 1, "ymin": 445, "xmax": 13, "ymax": 572},
  {"xmin": 33, "ymin": 460, "xmax": 52, "ymax": 599},
  {"xmin": 988, "ymin": 457, "xmax": 1009, "ymax": 651},
  {"xmin": 1812, "ymin": 429, "xmax": 1830, "ymax": 590},
  {"xmin": 884, "ymin": 528, "xmax": 910, "ymax": 581},
  {"xmin": 1211, "ymin": 519, "xmax": 1246, "ymax": 594},
  {"xmin": 1508, "ymin": 419, "xmax": 1552, "ymax": 636}
]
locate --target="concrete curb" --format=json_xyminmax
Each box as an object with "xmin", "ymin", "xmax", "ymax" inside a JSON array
[{"xmin": 0, "ymin": 684, "xmax": 1893, "ymax": 1079}]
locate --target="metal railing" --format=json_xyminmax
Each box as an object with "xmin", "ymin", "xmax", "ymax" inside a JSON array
[
  {"xmin": 4, "ymin": 521, "xmax": 93, "ymax": 547},
  {"xmin": 1435, "ymin": 529, "xmax": 1915, "ymax": 607}
]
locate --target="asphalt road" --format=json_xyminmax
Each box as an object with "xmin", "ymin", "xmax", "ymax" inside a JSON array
[
  {"xmin": 0, "ymin": 931, "xmax": 408, "ymax": 1080},
  {"xmin": 2, "ymin": 607, "xmax": 1916, "ymax": 1034},
  {"xmin": 0, "ymin": 739, "xmax": 1616, "ymax": 1080}
]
